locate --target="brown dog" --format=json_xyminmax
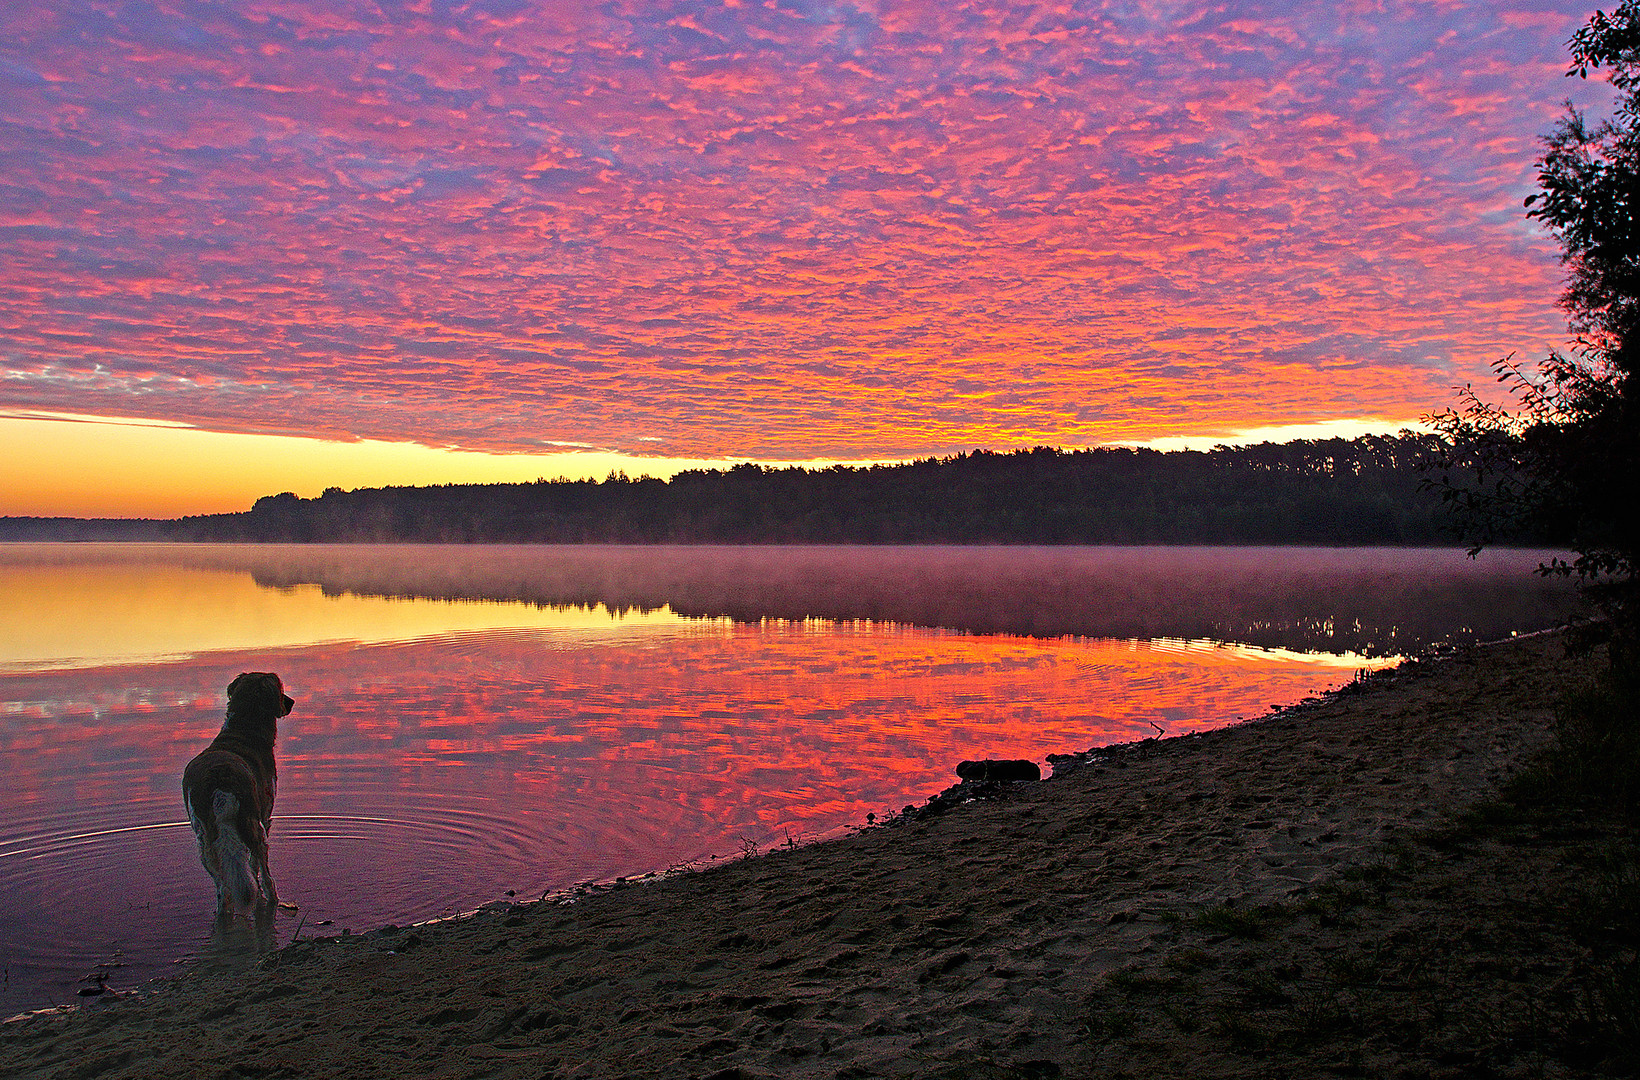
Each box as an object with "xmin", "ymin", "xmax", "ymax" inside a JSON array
[{"xmin": 182, "ymin": 672, "xmax": 293, "ymax": 916}]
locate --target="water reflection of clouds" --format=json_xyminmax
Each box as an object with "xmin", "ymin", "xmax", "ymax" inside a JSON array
[
  {"xmin": 2, "ymin": 623, "xmax": 1374, "ymax": 832},
  {"xmin": 0, "ymin": 543, "xmax": 1582, "ymax": 1014}
]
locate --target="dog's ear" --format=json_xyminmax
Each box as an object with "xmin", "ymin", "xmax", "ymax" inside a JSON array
[
  {"xmin": 227, "ymin": 672, "xmax": 250, "ymax": 698},
  {"xmin": 281, "ymin": 694, "xmax": 295, "ymax": 716}
]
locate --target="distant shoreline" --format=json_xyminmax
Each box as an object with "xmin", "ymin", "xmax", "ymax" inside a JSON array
[{"xmin": 0, "ymin": 437, "xmax": 1559, "ymax": 546}]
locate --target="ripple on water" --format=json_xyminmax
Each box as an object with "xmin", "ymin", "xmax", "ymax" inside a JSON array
[{"xmin": 0, "ymin": 795, "xmax": 590, "ymax": 1018}]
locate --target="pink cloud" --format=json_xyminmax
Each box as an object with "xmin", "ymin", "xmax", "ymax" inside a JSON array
[{"xmin": 0, "ymin": 0, "xmax": 1612, "ymax": 459}]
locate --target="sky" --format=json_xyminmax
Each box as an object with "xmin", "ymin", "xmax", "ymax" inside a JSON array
[{"xmin": 0, "ymin": 0, "xmax": 1615, "ymax": 516}]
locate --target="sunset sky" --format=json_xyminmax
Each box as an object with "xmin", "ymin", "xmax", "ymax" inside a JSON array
[{"xmin": 0, "ymin": 1, "xmax": 1613, "ymax": 516}]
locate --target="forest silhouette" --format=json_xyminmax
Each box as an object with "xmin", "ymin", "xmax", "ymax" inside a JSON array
[{"xmin": 0, "ymin": 433, "xmax": 1559, "ymax": 545}]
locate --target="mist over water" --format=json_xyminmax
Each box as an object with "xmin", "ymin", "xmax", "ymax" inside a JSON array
[
  {"xmin": 0, "ymin": 544, "xmax": 1578, "ymax": 1016},
  {"xmin": 7, "ymin": 542, "xmax": 1579, "ymax": 656}
]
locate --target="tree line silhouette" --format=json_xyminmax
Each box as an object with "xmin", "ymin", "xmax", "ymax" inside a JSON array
[{"xmin": 0, "ymin": 433, "xmax": 1563, "ymax": 545}]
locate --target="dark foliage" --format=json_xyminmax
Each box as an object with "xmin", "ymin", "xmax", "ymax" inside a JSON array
[
  {"xmin": 0, "ymin": 434, "xmax": 1542, "ymax": 546},
  {"xmin": 0, "ymin": 517, "xmax": 173, "ymax": 541},
  {"xmin": 1428, "ymin": 3, "xmax": 1640, "ymax": 654}
]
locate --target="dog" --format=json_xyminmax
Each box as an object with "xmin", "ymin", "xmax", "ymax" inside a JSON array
[{"xmin": 182, "ymin": 672, "xmax": 293, "ymax": 917}]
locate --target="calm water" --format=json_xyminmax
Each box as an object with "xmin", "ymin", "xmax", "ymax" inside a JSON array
[{"xmin": 0, "ymin": 543, "xmax": 1577, "ymax": 1015}]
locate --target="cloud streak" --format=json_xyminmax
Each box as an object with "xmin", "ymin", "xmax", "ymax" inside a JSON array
[{"xmin": 0, "ymin": 0, "xmax": 1611, "ymax": 460}]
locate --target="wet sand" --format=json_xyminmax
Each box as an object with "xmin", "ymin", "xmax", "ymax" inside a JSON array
[{"xmin": 0, "ymin": 632, "xmax": 1595, "ymax": 1078}]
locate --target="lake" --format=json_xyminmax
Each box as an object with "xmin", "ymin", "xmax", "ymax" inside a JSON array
[{"xmin": 0, "ymin": 543, "xmax": 1578, "ymax": 1016}]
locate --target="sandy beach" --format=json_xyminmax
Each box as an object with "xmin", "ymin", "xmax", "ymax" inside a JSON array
[{"xmin": 0, "ymin": 631, "xmax": 1620, "ymax": 1078}]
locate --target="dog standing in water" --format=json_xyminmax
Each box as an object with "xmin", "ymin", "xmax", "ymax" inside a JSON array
[{"xmin": 183, "ymin": 672, "xmax": 293, "ymax": 917}]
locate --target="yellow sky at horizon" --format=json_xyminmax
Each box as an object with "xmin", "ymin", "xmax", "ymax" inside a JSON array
[
  {"xmin": 0, "ymin": 411, "xmax": 892, "ymax": 518},
  {"xmin": 1, "ymin": 411, "xmax": 1425, "ymax": 519}
]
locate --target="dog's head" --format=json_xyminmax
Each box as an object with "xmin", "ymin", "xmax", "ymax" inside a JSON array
[{"xmin": 225, "ymin": 672, "xmax": 295, "ymax": 723}]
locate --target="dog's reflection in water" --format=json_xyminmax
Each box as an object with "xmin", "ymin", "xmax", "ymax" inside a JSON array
[{"xmin": 197, "ymin": 905, "xmax": 279, "ymax": 973}]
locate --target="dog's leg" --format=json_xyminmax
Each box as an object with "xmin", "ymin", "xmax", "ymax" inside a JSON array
[
  {"xmin": 246, "ymin": 819, "xmax": 277, "ymax": 913},
  {"xmin": 194, "ymin": 831, "xmax": 234, "ymax": 917},
  {"xmin": 207, "ymin": 791, "xmax": 259, "ymax": 914},
  {"xmin": 260, "ymin": 859, "xmax": 278, "ymax": 913}
]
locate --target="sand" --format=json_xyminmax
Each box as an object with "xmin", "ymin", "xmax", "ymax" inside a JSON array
[{"xmin": 0, "ymin": 632, "xmax": 1610, "ymax": 1078}]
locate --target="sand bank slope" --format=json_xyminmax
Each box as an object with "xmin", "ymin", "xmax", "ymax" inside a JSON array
[{"xmin": 0, "ymin": 634, "xmax": 1585, "ymax": 1079}]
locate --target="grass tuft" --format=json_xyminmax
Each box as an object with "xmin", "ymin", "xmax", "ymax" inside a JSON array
[
  {"xmin": 1232, "ymin": 969, "xmax": 1292, "ymax": 1007},
  {"xmin": 1105, "ymin": 965, "xmax": 1185, "ymax": 994},
  {"xmin": 1214, "ymin": 1011, "xmax": 1273, "ymax": 1053},
  {"xmin": 1506, "ymin": 671, "xmax": 1640, "ymax": 825},
  {"xmin": 1191, "ymin": 901, "xmax": 1295, "ymax": 940}
]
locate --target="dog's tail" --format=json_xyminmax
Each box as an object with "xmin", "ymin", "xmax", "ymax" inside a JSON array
[{"xmin": 209, "ymin": 790, "xmax": 259, "ymax": 912}]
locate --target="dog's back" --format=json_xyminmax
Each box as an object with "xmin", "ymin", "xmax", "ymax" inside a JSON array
[{"xmin": 183, "ymin": 672, "xmax": 292, "ymax": 915}]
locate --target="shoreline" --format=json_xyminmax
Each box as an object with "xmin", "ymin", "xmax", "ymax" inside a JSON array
[{"xmin": 0, "ymin": 632, "xmax": 1603, "ymax": 1077}]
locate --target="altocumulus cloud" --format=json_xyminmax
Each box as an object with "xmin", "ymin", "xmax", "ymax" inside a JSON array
[{"xmin": 0, "ymin": 0, "xmax": 1611, "ymax": 459}]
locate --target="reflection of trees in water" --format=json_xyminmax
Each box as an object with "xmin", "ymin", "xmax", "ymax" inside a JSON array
[
  {"xmin": 1, "ymin": 541, "xmax": 1569, "ymax": 657},
  {"xmin": 179, "ymin": 544, "xmax": 1585, "ymax": 658},
  {"xmin": 1207, "ymin": 618, "xmax": 1435, "ymax": 658}
]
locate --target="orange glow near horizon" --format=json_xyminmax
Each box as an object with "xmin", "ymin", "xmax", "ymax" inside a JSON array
[
  {"xmin": 0, "ymin": 412, "xmax": 893, "ymax": 517},
  {"xmin": 0, "ymin": 411, "xmax": 1424, "ymax": 519}
]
